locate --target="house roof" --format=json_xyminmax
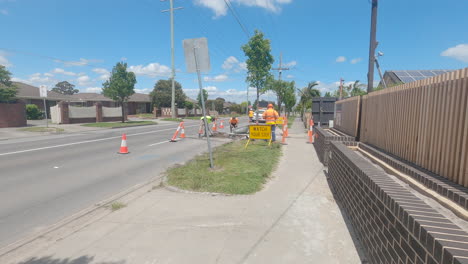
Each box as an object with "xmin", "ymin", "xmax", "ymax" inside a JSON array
[
  {"xmin": 70, "ymin": 93, "xmax": 113, "ymax": 101},
  {"xmin": 128, "ymin": 93, "xmax": 151, "ymax": 102},
  {"xmin": 386, "ymin": 70, "xmax": 454, "ymax": 84},
  {"xmin": 12, "ymin": 82, "xmax": 74, "ymax": 100},
  {"xmin": 71, "ymin": 93, "xmax": 150, "ymax": 102}
]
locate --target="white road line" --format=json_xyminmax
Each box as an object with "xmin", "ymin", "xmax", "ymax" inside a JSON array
[
  {"xmin": 148, "ymin": 141, "xmax": 171, "ymax": 147},
  {"xmin": 0, "ymin": 124, "xmax": 199, "ymax": 156}
]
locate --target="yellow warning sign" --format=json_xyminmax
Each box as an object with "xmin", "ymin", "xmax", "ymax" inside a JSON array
[
  {"xmin": 249, "ymin": 125, "xmax": 271, "ymax": 140},
  {"xmin": 276, "ymin": 117, "xmax": 284, "ymax": 125}
]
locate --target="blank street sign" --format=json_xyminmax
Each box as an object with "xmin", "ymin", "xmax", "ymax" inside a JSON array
[
  {"xmin": 183, "ymin": 37, "xmax": 210, "ymax": 73},
  {"xmin": 39, "ymin": 85, "xmax": 47, "ymax": 98}
]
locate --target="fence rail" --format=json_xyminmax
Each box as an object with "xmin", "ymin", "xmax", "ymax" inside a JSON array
[{"xmin": 334, "ymin": 96, "xmax": 360, "ymax": 138}]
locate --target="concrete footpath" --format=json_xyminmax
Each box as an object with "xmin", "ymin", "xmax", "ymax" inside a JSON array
[{"xmin": 3, "ymin": 119, "xmax": 365, "ymax": 264}]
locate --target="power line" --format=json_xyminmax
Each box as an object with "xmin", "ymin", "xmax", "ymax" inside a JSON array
[{"xmin": 223, "ymin": 0, "xmax": 250, "ymax": 38}]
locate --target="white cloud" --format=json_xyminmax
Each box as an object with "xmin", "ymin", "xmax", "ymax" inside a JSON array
[
  {"xmin": 350, "ymin": 58, "xmax": 362, "ymax": 64},
  {"xmin": 286, "ymin": 74, "xmax": 294, "ymax": 79},
  {"xmin": 55, "ymin": 58, "xmax": 102, "ymax": 67},
  {"xmin": 0, "ymin": 9, "xmax": 8, "ymax": 15},
  {"xmin": 0, "ymin": 50, "xmax": 12, "ymax": 67},
  {"xmin": 44, "ymin": 73, "xmax": 54, "ymax": 77},
  {"xmin": 441, "ymin": 44, "xmax": 468, "ymax": 63},
  {"xmin": 336, "ymin": 56, "xmax": 346, "ymax": 63},
  {"xmin": 183, "ymin": 86, "xmax": 276, "ymax": 102},
  {"xmin": 284, "ymin": 60, "xmax": 297, "ymax": 67},
  {"xmin": 222, "ymin": 56, "xmax": 247, "ymax": 72},
  {"xmin": 85, "ymin": 87, "xmax": 102, "ymax": 93},
  {"xmin": 203, "ymin": 74, "xmax": 229, "ymax": 82},
  {"xmin": 121, "ymin": 57, "xmax": 128, "ymax": 61},
  {"xmin": 52, "ymin": 68, "xmax": 77, "ymax": 76},
  {"xmin": 77, "ymin": 75, "xmax": 92, "ymax": 86},
  {"xmin": 128, "ymin": 62, "xmax": 171, "ymax": 78},
  {"xmin": 135, "ymin": 88, "xmax": 152, "ymax": 94},
  {"xmin": 14, "ymin": 73, "xmax": 58, "ymax": 87},
  {"xmin": 195, "ymin": 0, "xmax": 292, "ymax": 17},
  {"xmin": 92, "ymin": 68, "xmax": 110, "ymax": 80}
]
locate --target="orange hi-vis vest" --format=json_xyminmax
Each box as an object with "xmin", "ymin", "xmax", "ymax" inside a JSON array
[
  {"xmin": 263, "ymin": 108, "xmax": 279, "ymax": 124},
  {"xmin": 230, "ymin": 117, "xmax": 238, "ymax": 124}
]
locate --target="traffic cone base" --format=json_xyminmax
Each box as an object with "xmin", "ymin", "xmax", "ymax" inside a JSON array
[{"xmin": 118, "ymin": 134, "xmax": 130, "ymax": 154}]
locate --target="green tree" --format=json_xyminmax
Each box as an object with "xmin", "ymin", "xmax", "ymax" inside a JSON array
[
  {"xmin": 214, "ymin": 97, "xmax": 225, "ymax": 114},
  {"xmin": 197, "ymin": 89, "xmax": 209, "ymax": 110},
  {"xmin": 102, "ymin": 62, "xmax": 137, "ymax": 122},
  {"xmin": 51, "ymin": 81, "xmax": 79, "ymax": 95},
  {"xmin": 324, "ymin": 91, "xmax": 332, "ymax": 97},
  {"xmin": 0, "ymin": 65, "xmax": 17, "ymax": 103},
  {"xmin": 349, "ymin": 80, "xmax": 367, "ymax": 97},
  {"xmin": 283, "ymin": 81, "xmax": 297, "ymax": 116},
  {"xmin": 242, "ymin": 30, "xmax": 274, "ymax": 119},
  {"xmin": 298, "ymin": 81, "xmax": 320, "ymax": 118},
  {"xmin": 184, "ymin": 101, "xmax": 194, "ymax": 110},
  {"xmin": 150, "ymin": 79, "xmax": 186, "ymax": 109}
]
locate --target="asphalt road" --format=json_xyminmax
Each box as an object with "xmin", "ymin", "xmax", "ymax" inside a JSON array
[{"xmin": 0, "ymin": 118, "xmax": 245, "ymax": 248}]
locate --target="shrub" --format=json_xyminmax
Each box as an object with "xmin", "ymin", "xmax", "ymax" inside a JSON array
[{"xmin": 26, "ymin": 104, "xmax": 44, "ymax": 120}]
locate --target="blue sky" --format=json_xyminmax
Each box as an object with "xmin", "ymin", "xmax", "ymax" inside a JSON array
[{"xmin": 1, "ymin": 0, "xmax": 467, "ymax": 102}]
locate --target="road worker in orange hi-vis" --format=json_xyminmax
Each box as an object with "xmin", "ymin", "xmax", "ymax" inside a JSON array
[
  {"xmin": 248, "ymin": 109, "xmax": 254, "ymax": 122},
  {"xmin": 262, "ymin": 104, "xmax": 279, "ymax": 142},
  {"xmin": 229, "ymin": 116, "xmax": 239, "ymax": 132}
]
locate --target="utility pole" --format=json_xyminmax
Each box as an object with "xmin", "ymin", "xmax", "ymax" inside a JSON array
[
  {"xmin": 367, "ymin": 0, "xmax": 378, "ymax": 93},
  {"xmin": 339, "ymin": 78, "xmax": 344, "ymax": 100},
  {"xmin": 272, "ymin": 53, "xmax": 290, "ymax": 114},
  {"xmin": 162, "ymin": 0, "xmax": 183, "ymax": 118},
  {"xmin": 272, "ymin": 53, "xmax": 290, "ymax": 81}
]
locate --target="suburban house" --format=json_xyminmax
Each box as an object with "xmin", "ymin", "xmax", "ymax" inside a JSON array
[
  {"xmin": 13, "ymin": 82, "xmax": 152, "ymax": 115},
  {"xmin": 379, "ymin": 70, "xmax": 454, "ymax": 87}
]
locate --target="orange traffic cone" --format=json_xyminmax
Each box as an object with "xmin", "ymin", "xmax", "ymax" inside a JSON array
[
  {"xmin": 284, "ymin": 116, "xmax": 289, "ymax": 137},
  {"xmin": 281, "ymin": 122, "xmax": 287, "ymax": 145},
  {"xmin": 198, "ymin": 123, "xmax": 204, "ymax": 138},
  {"xmin": 180, "ymin": 123, "xmax": 186, "ymax": 138},
  {"xmin": 170, "ymin": 122, "xmax": 183, "ymax": 142},
  {"xmin": 308, "ymin": 119, "xmax": 314, "ymax": 144},
  {"xmin": 212, "ymin": 121, "xmax": 217, "ymax": 131},
  {"xmin": 118, "ymin": 134, "xmax": 129, "ymax": 154},
  {"xmin": 219, "ymin": 119, "xmax": 224, "ymax": 129}
]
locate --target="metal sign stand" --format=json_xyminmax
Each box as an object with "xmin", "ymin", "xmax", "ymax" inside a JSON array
[
  {"xmin": 40, "ymin": 85, "xmax": 48, "ymax": 128},
  {"xmin": 194, "ymin": 46, "xmax": 213, "ymax": 169}
]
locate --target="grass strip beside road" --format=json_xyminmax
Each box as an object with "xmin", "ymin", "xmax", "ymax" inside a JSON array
[
  {"xmin": 167, "ymin": 140, "xmax": 282, "ymax": 195},
  {"xmin": 161, "ymin": 118, "xmax": 183, "ymax": 122},
  {"xmin": 19, "ymin": 127, "xmax": 65, "ymax": 133},
  {"xmin": 82, "ymin": 121, "xmax": 156, "ymax": 128}
]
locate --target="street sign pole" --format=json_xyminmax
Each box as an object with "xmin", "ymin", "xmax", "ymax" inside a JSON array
[
  {"xmin": 40, "ymin": 85, "xmax": 48, "ymax": 128},
  {"xmin": 194, "ymin": 45, "xmax": 214, "ymax": 168},
  {"xmin": 43, "ymin": 98, "xmax": 48, "ymax": 128}
]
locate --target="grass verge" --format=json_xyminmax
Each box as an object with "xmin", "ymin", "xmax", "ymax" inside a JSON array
[
  {"xmin": 135, "ymin": 113, "xmax": 155, "ymax": 119},
  {"xmin": 161, "ymin": 118, "xmax": 183, "ymax": 122},
  {"xmin": 82, "ymin": 121, "xmax": 156, "ymax": 128},
  {"xmin": 110, "ymin": 201, "xmax": 126, "ymax": 211},
  {"xmin": 167, "ymin": 140, "xmax": 282, "ymax": 195},
  {"xmin": 19, "ymin": 127, "xmax": 64, "ymax": 133},
  {"xmin": 183, "ymin": 116, "xmax": 201, "ymax": 120}
]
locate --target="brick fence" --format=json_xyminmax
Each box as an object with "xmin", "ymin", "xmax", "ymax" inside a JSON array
[
  {"xmin": 313, "ymin": 127, "xmax": 356, "ymax": 166},
  {"xmin": 328, "ymin": 141, "xmax": 468, "ymax": 264},
  {"xmin": 0, "ymin": 102, "xmax": 26, "ymax": 128},
  {"xmin": 359, "ymin": 143, "xmax": 468, "ymax": 211},
  {"xmin": 55, "ymin": 102, "xmax": 125, "ymax": 124}
]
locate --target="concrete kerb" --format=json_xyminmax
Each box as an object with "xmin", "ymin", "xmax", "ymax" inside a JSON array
[{"xmin": 0, "ymin": 173, "xmax": 166, "ymax": 260}]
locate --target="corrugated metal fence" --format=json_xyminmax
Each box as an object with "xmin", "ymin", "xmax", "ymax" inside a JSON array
[{"xmin": 335, "ymin": 68, "xmax": 468, "ymax": 187}]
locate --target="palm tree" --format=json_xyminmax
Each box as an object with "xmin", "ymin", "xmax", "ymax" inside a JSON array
[
  {"xmin": 297, "ymin": 81, "xmax": 321, "ymax": 119},
  {"xmin": 349, "ymin": 80, "xmax": 367, "ymax": 97}
]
